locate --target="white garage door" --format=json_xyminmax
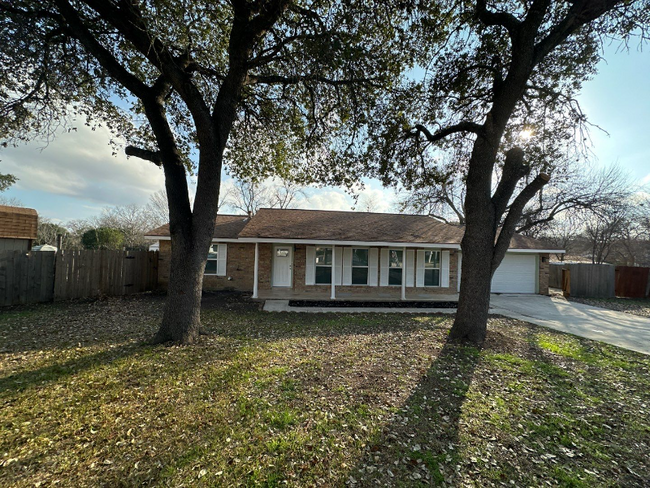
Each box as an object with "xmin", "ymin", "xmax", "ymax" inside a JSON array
[{"xmin": 491, "ymin": 254, "xmax": 537, "ymax": 294}]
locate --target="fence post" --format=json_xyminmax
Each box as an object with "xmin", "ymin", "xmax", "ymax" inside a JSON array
[{"xmin": 562, "ymin": 269, "xmax": 570, "ymax": 298}]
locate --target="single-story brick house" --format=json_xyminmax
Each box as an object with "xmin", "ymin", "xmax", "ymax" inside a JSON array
[{"xmin": 145, "ymin": 208, "xmax": 563, "ymax": 300}]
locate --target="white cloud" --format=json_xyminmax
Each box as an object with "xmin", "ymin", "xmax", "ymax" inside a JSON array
[
  {"xmin": 296, "ymin": 185, "xmax": 398, "ymax": 213},
  {"xmin": 355, "ymin": 186, "xmax": 397, "ymax": 213},
  {"xmin": 0, "ymin": 123, "xmax": 165, "ymax": 207},
  {"xmin": 301, "ymin": 189, "xmax": 352, "ymax": 211}
]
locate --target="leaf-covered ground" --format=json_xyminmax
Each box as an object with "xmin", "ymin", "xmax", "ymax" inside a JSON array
[{"xmin": 1, "ymin": 293, "xmax": 649, "ymax": 487}]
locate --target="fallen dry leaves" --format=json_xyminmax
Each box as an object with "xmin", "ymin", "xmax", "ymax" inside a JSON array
[{"xmin": 0, "ymin": 293, "xmax": 649, "ymax": 487}]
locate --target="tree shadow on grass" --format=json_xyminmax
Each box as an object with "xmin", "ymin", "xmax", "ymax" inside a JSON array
[
  {"xmin": 346, "ymin": 320, "xmax": 650, "ymax": 486},
  {"xmin": 346, "ymin": 337, "xmax": 483, "ymax": 486},
  {"xmin": 202, "ymin": 309, "xmax": 454, "ymax": 341},
  {"xmin": 0, "ymin": 295, "xmax": 165, "ymax": 354},
  {"xmin": 0, "ymin": 342, "xmax": 149, "ymax": 396}
]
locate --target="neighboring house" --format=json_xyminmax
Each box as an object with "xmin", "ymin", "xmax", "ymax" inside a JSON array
[
  {"xmin": 145, "ymin": 208, "xmax": 562, "ymax": 300},
  {"xmin": 0, "ymin": 205, "xmax": 38, "ymax": 252}
]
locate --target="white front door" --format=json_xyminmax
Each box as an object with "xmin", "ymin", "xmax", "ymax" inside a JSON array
[{"xmin": 272, "ymin": 245, "xmax": 293, "ymax": 287}]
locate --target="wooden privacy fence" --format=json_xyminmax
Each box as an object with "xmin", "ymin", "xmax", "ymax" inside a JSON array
[
  {"xmin": 0, "ymin": 250, "xmax": 158, "ymax": 306},
  {"xmin": 0, "ymin": 251, "xmax": 56, "ymax": 306},
  {"xmin": 549, "ymin": 263, "xmax": 563, "ymax": 289},
  {"xmin": 550, "ymin": 262, "xmax": 650, "ymax": 299},
  {"xmin": 615, "ymin": 266, "xmax": 650, "ymax": 298},
  {"xmin": 552, "ymin": 263, "xmax": 616, "ymax": 298}
]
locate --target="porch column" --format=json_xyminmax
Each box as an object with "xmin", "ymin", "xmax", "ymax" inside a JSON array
[
  {"xmin": 401, "ymin": 246, "xmax": 406, "ymax": 300},
  {"xmin": 252, "ymin": 242, "xmax": 259, "ymax": 299},
  {"xmin": 331, "ymin": 245, "xmax": 336, "ymax": 300}
]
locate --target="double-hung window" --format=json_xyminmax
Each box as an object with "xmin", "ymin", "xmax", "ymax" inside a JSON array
[
  {"xmin": 205, "ymin": 244, "xmax": 220, "ymax": 275},
  {"xmin": 351, "ymin": 248, "xmax": 369, "ymax": 285},
  {"xmin": 315, "ymin": 247, "xmax": 333, "ymax": 284},
  {"xmin": 388, "ymin": 249, "xmax": 403, "ymax": 286},
  {"xmin": 424, "ymin": 250, "xmax": 440, "ymax": 286}
]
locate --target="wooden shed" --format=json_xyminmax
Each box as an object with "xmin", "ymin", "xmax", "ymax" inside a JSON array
[{"xmin": 0, "ymin": 205, "xmax": 38, "ymax": 251}]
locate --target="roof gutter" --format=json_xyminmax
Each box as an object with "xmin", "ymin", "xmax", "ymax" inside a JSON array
[
  {"xmin": 236, "ymin": 237, "xmax": 462, "ymax": 249},
  {"xmin": 144, "ymin": 235, "xmax": 564, "ymax": 253}
]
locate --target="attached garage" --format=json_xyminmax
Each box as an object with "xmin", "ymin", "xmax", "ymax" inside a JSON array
[
  {"xmin": 458, "ymin": 252, "xmax": 539, "ymax": 294},
  {"xmin": 491, "ymin": 254, "xmax": 537, "ymax": 293}
]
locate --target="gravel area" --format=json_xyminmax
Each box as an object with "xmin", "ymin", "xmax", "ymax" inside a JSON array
[
  {"xmin": 549, "ymin": 289, "xmax": 650, "ymax": 318},
  {"xmin": 569, "ymin": 297, "xmax": 650, "ymax": 318}
]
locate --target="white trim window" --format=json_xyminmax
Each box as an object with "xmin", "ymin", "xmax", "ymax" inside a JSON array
[
  {"xmin": 424, "ymin": 250, "xmax": 441, "ymax": 286},
  {"xmin": 315, "ymin": 247, "xmax": 333, "ymax": 284},
  {"xmin": 388, "ymin": 249, "xmax": 403, "ymax": 286},
  {"xmin": 351, "ymin": 248, "xmax": 369, "ymax": 285},
  {"xmin": 205, "ymin": 243, "xmax": 227, "ymax": 276}
]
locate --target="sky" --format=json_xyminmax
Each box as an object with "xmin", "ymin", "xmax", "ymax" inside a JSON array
[{"xmin": 1, "ymin": 42, "xmax": 649, "ymax": 223}]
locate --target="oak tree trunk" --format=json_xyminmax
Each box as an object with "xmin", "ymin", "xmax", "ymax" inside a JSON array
[
  {"xmin": 151, "ymin": 142, "xmax": 223, "ymax": 345},
  {"xmin": 152, "ymin": 232, "xmax": 212, "ymax": 344},
  {"xmin": 451, "ymin": 227, "xmax": 496, "ymax": 344},
  {"xmin": 449, "ymin": 136, "xmax": 499, "ymax": 344}
]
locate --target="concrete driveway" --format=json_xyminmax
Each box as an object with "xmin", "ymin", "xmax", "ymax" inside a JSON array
[{"xmin": 490, "ymin": 294, "xmax": 650, "ymax": 356}]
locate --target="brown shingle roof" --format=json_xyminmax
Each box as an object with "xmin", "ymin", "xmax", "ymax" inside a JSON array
[
  {"xmin": 241, "ymin": 208, "xmax": 463, "ymax": 243},
  {"xmin": 145, "ymin": 214, "xmax": 249, "ymax": 239},
  {"xmin": 146, "ymin": 208, "xmax": 558, "ymax": 250},
  {"xmin": 240, "ymin": 209, "xmax": 554, "ymax": 250},
  {"xmin": 0, "ymin": 205, "xmax": 38, "ymax": 240}
]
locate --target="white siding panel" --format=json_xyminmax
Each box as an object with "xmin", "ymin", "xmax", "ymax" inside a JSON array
[
  {"xmin": 416, "ymin": 250, "xmax": 425, "ymax": 287},
  {"xmin": 335, "ymin": 247, "xmax": 343, "ymax": 285},
  {"xmin": 216, "ymin": 244, "xmax": 227, "ymax": 276},
  {"xmin": 440, "ymin": 250, "xmax": 450, "ymax": 288},
  {"xmin": 406, "ymin": 250, "xmax": 415, "ymax": 287},
  {"xmin": 380, "ymin": 248, "xmax": 389, "ymax": 286},
  {"xmin": 368, "ymin": 248, "xmax": 379, "ymax": 286},
  {"xmin": 305, "ymin": 246, "xmax": 316, "ymax": 285},
  {"xmin": 342, "ymin": 247, "xmax": 353, "ymax": 285}
]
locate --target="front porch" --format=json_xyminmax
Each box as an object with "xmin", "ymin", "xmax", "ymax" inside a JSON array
[
  {"xmin": 252, "ymin": 242, "xmax": 460, "ymax": 301},
  {"xmin": 257, "ymin": 287, "xmax": 459, "ymax": 302}
]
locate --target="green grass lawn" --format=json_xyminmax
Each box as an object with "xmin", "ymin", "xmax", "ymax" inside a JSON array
[{"xmin": 1, "ymin": 294, "xmax": 649, "ymax": 487}]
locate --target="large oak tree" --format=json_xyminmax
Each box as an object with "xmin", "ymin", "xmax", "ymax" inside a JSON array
[
  {"xmin": 363, "ymin": 0, "xmax": 649, "ymax": 344},
  {"xmin": 0, "ymin": 0, "xmax": 408, "ymax": 343}
]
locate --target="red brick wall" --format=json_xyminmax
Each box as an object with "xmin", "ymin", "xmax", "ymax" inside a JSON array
[
  {"xmin": 538, "ymin": 253, "xmax": 550, "ymax": 295},
  {"xmin": 157, "ymin": 240, "xmax": 256, "ymax": 292}
]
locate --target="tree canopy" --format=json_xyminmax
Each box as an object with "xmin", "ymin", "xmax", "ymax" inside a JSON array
[
  {"xmin": 81, "ymin": 226, "xmax": 124, "ymax": 250},
  {"xmin": 356, "ymin": 0, "xmax": 649, "ymax": 343},
  {"xmin": 0, "ymin": 0, "xmax": 409, "ymax": 185},
  {"xmin": 363, "ymin": 1, "xmax": 649, "ymax": 195},
  {"xmin": 0, "ymin": 0, "xmax": 416, "ymax": 343},
  {"xmin": 0, "ymin": 172, "xmax": 16, "ymax": 193}
]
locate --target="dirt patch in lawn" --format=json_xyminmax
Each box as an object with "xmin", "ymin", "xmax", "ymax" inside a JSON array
[
  {"xmin": 200, "ymin": 290, "xmax": 261, "ymax": 312},
  {"xmin": 1, "ymin": 295, "xmax": 649, "ymax": 487}
]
